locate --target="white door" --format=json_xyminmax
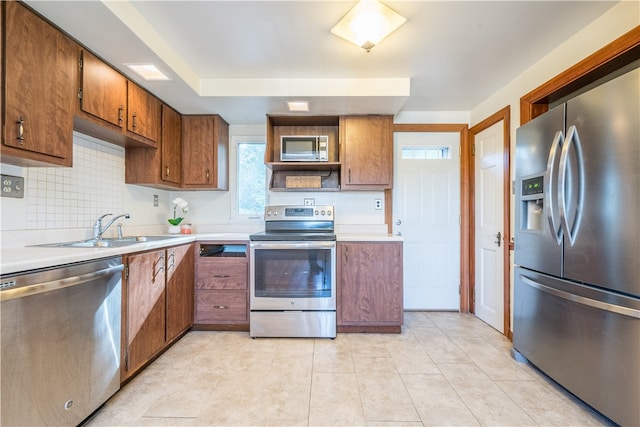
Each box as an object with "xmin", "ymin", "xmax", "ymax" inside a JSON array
[
  {"xmin": 474, "ymin": 122, "xmax": 505, "ymax": 332},
  {"xmin": 393, "ymin": 132, "xmax": 460, "ymax": 310}
]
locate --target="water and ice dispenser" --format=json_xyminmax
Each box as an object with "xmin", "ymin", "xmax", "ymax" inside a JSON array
[{"xmin": 520, "ymin": 175, "xmax": 544, "ymax": 231}]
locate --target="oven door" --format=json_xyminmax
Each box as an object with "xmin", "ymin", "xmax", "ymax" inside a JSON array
[{"xmin": 250, "ymin": 240, "xmax": 336, "ymax": 311}]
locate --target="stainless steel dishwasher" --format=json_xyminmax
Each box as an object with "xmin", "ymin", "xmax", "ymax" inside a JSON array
[{"xmin": 1, "ymin": 257, "xmax": 123, "ymax": 426}]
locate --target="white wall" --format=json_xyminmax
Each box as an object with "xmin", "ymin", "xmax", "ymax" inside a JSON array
[{"xmin": 471, "ymin": 1, "xmax": 639, "ymax": 135}]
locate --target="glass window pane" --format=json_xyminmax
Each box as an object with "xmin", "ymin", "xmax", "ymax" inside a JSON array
[
  {"xmin": 401, "ymin": 146, "xmax": 451, "ymax": 160},
  {"xmin": 237, "ymin": 142, "xmax": 266, "ymax": 215}
]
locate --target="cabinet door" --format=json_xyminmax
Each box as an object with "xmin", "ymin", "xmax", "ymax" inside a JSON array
[
  {"xmin": 127, "ymin": 81, "xmax": 161, "ymax": 145},
  {"xmin": 80, "ymin": 50, "xmax": 127, "ymax": 129},
  {"xmin": 2, "ymin": 1, "xmax": 76, "ymax": 165},
  {"xmin": 125, "ymin": 249, "xmax": 166, "ymax": 376},
  {"xmin": 161, "ymin": 105, "xmax": 182, "ymax": 185},
  {"xmin": 340, "ymin": 116, "xmax": 393, "ymax": 189},
  {"xmin": 166, "ymin": 244, "xmax": 194, "ymax": 342},
  {"xmin": 338, "ymin": 242, "xmax": 403, "ymax": 325},
  {"xmin": 182, "ymin": 115, "xmax": 215, "ymax": 186},
  {"xmin": 182, "ymin": 115, "xmax": 229, "ymax": 189}
]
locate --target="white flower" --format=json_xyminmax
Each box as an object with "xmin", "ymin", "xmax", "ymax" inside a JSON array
[
  {"xmin": 173, "ymin": 197, "xmax": 189, "ymax": 212},
  {"xmin": 169, "ymin": 198, "xmax": 189, "ymax": 225}
]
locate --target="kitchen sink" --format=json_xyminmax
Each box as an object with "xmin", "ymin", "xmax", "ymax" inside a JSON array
[{"xmin": 33, "ymin": 236, "xmax": 181, "ymax": 248}]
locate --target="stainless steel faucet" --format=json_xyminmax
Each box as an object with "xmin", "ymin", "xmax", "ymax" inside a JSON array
[{"xmin": 93, "ymin": 213, "xmax": 130, "ymax": 240}]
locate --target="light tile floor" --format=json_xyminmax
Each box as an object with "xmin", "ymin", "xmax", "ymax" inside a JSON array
[{"xmin": 86, "ymin": 312, "xmax": 612, "ymax": 426}]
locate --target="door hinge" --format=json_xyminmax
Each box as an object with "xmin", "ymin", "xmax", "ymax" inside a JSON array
[
  {"xmin": 78, "ymin": 88, "xmax": 83, "ymax": 100},
  {"xmin": 124, "ymin": 349, "xmax": 128, "ymax": 370},
  {"xmin": 79, "ymin": 56, "xmax": 83, "ymax": 71},
  {"xmin": 472, "ymin": 143, "xmax": 475, "ymax": 156},
  {"xmin": 124, "ymin": 265, "xmax": 129, "ymax": 280}
]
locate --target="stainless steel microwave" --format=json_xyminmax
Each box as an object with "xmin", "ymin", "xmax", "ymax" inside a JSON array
[{"xmin": 280, "ymin": 135, "xmax": 328, "ymax": 162}]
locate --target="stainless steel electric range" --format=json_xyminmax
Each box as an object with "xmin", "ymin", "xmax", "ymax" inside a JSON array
[{"xmin": 249, "ymin": 205, "xmax": 336, "ymax": 338}]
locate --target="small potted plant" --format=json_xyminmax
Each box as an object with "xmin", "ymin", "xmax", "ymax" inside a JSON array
[{"xmin": 168, "ymin": 197, "xmax": 188, "ymax": 234}]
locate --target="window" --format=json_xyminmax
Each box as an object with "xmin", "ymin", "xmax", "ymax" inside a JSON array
[
  {"xmin": 401, "ymin": 146, "xmax": 451, "ymax": 159},
  {"xmin": 235, "ymin": 138, "xmax": 266, "ymax": 218}
]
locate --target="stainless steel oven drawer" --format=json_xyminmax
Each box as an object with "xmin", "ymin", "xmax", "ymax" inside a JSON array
[{"xmin": 250, "ymin": 311, "xmax": 336, "ymax": 338}]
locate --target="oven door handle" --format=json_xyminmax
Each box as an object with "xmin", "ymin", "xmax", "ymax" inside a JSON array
[{"xmin": 250, "ymin": 241, "xmax": 336, "ymax": 250}]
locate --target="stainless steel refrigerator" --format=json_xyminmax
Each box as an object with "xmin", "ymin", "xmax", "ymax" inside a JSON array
[{"xmin": 514, "ymin": 66, "xmax": 639, "ymax": 427}]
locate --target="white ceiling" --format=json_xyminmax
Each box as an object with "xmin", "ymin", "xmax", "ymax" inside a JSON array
[{"xmin": 25, "ymin": 0, "xmax": 618, "ymax": 125}]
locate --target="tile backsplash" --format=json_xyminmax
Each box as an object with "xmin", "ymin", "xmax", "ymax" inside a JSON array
[{"xmin": 25, "ymin": 133, "xmax": 125, "ymax": 230}]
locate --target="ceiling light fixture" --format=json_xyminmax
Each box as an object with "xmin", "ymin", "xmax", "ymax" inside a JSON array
[
  {"xmin": 331, "ymin": 0, "xmax": 406, "ymax": 52},
  {"xmin": 125, "ymin": 63, "xmax": 170, "ymax": 81},
  {"xmin": 287, "ymin": 101, "xmax": 310, "ymax": 112}
]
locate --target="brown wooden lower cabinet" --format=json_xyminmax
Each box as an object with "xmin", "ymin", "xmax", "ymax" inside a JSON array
[
  {"xmin": 193, "ymin": 242, "xmax": 249, "ymax": 331},
  {"xmin": 122, "ymin": 243, "xmax": 194, "ymax": 381},
  {"xmin": 337, "ymin": 241, "xmax": 403, "ymax": 333}
]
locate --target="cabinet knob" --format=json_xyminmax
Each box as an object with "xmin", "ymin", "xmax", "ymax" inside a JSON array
[
  {"xmin": 394, "ymin": 231, "xmax": 402, "ymax": 236},
  {"xmin": 395, "ymin": 219, "xmax": 402, "ymax": 225}
]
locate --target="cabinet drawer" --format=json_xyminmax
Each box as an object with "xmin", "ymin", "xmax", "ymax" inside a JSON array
[
  {"xmin": 195, "ymin": 291, "xmax": 247, "ymax": 323},
  {"xmin": 197, "ymin": 262, "xmax": 247, "ymax": 290}
]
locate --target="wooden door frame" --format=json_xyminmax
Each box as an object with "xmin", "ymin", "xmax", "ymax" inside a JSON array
[
  {"xmin": 468, "ymin": 107, "xmax": 511, "ymax": 337},
  {"xmin": 390, "ymin": 123, "xmax": 471, "ymax": 313},
  {"xmin": 521, "ymin": 26, "xmax": 639, "ymax": 124}
]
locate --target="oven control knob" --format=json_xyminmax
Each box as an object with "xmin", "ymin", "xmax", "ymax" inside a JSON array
[
  {"xmin": 315, "ymin": 210, "xmax": 319, "ymax": 215},
  {"xmin": 321, "ymin": 210, "xmax": 326, "ymax": 215},
  {"xmin": 327, "ymin": 210, "xmax": 332, "ymax": 216}
]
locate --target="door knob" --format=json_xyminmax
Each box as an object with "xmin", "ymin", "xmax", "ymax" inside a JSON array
[
  {"xmin": 395, "ymin": 219, "xmax": 402, "ymax": 225},
  {"xmin": 494, "ymin": 231, "xmax": 502, "ymax": 247}
]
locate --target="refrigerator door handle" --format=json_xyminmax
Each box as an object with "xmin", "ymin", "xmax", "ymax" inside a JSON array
[
  {"xmin": 521, "ymin": 276, "xmax": 640, "ymax": 319},
  {"xmin": 558, "ymin": 125, "xmax": 585, "ymax": 246},
  {"xmin": 545, "ymin": 130, "xmax": 564, "ymax": 245}
]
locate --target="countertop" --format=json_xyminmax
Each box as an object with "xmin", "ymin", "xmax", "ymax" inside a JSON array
[{"xmin": 1, "ymin": 233, "xmax": 401, "ymax": 275}]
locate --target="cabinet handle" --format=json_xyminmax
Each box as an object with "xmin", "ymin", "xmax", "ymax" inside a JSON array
[
  {"xmin": 152, "ymin": 254, "xmax": 165, "ymax": 282},
  {"xmin": 118, "ymin": 106, "xmax": 124, "ymax": 126},
  {"xmin": 16, "ymin": 117, "xmax": 24, "ymax": 144},
  {"xmin": 213, "ymin": 275, "xmax": 231, "ymax": 278},
  {"xmin": 132, "ymin": 112, "xmax": 138, "ymax": 130},
  {"xmin": 165, "ymin": 165, "xmax": 170, "ymax": 178},
  {"xmin": 206, "ymin": 169, "xmax": 210, "ymax": 182},
  {"xmin": 345, "ymin": 247, "xmax": 349, "ymax": 263},
  {"xmin": 214, "ymin": 305, "xmax": 228, "ymax": 309},
  {"xmin": 348, "ymin": 168, "xmax": 352, "ymax": 183},
  {"xmin": 167, "ymin": 251, "xmax": 175, "ymax": 271}
]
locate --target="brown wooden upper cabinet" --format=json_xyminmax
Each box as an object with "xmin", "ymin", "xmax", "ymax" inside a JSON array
[
  {"xmin": 1, "ymin": 1, "xmax": 76, "ymax": 167},
  {"xmin": 125, "ymin": 104, "xmax": 182, "ymax": 189},
  {"xmin": 340, "ymin": 115, "xmax": 394, "ymax": 190},
  {"xmin": 182, "ymin": 115, "xmax": 229, "ymax": 190},
  {"xmin": 126, "ymin": 81, "xmax": 161, "ymax": 146},
  {"xmin": 76, "ymin": 50, "xmax": 158, "ymax": 148},
  {"xmin": 78, "ymin": 50, "xmax": 127, "ymax": 130}
]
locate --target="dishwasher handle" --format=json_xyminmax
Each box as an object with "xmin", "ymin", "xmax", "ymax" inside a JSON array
[{"xmin": 0, "ymin": 264, "xmax": 124, "ymax": 301}]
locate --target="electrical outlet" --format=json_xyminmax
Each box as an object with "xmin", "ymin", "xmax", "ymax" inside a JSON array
[
  {"xmin": 154, "ymin": 194, "xmax": 159, "ymax": 207},
  {"xmin": 374, "ymin": 199, "xmax": 382, "ymax": 210},
  {"xmin": 1, "ymin": 174, "xmax": 24, "ymax": 198},
  {"xmin": 304, "ymin": 198, "xmax": 315, "ymax": 206}
]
